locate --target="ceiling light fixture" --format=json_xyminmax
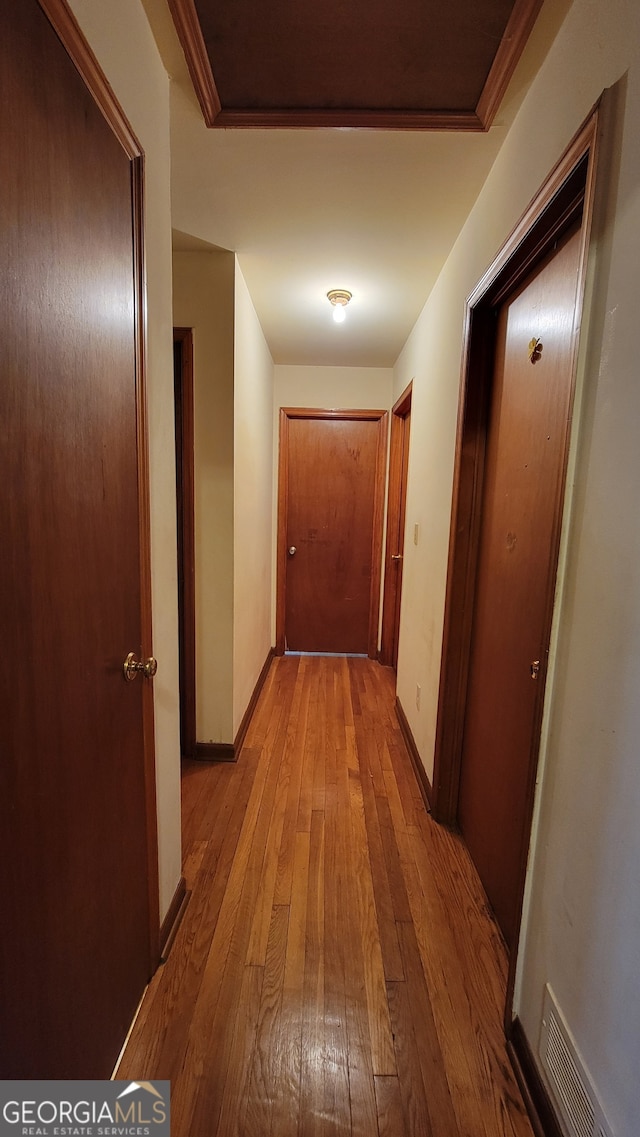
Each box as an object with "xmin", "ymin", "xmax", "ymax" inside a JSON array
[{"xmin": 327, "ymin": 289, "xmax": 352, "ymax": 324}]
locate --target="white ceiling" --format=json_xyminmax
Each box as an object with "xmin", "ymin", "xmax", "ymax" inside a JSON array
[{"xmin": 142, "ymin": 0, "xmax": 571, "ymax": 367}]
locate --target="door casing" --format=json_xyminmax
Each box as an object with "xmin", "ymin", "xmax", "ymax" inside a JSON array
[
  {"xmin": 432, "ymin": 109, "xmax": 600, "ymax": 1018},
  {"xmin": 380, "ymin": 382, "xmax": 412, "ymax": 669},
  {"xmin": 276, "ymin": 407, "xmax": 388, "ymax": 657}
]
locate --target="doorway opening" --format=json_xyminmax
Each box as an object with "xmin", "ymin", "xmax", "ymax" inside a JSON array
[
  {"xmin": 431, "ymin": 110, "xmax": 600, "ymax": 1010},
  {"xmin": 380, "ymin": 382, "xmax": 412, "ymax": 669},
  {"xmin": 174, "ymin": 327, "xmax": 196, "ymax": 759},
  {"xmin": 276, "ymin": 408, "xmax": 388, "ymax": 657}
]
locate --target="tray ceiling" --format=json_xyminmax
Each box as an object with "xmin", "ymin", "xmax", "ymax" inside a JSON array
[{"xmin": 168, "ymin": 0, "xmax": 542, "ymax": 130}]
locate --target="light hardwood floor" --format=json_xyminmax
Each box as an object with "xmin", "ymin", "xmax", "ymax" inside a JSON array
[{"xmin": 119, "ymin": 655, "xmax": 534, "ymax": 1137}]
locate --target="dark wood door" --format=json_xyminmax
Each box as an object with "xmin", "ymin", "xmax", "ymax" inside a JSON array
[
  {"xmin": 0, "ymin": 1, "xmax": 156, "ymax": 1077},
  {"xmin": 380, "ymin": 384, "xmax": 412, "ymax": 669},
  {"xmin": 279, "ymin": 411, "xmax": 387, "ymax": 655},
  {"xmin": 458, "ymin": 224, "xmax": 582, "ymax": 949}
]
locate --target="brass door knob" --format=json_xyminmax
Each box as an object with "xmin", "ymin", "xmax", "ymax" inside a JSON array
[
  {"xmin": 123, "ymin": 652, "xmax": 158, "ymax": 682},
  {"xmin": 288, "ymin": 546, "xmax": 297, "ymax": 556},
  {"xmin": 391, "ymin": 553, "xmax": 403, "ymax": 561}
]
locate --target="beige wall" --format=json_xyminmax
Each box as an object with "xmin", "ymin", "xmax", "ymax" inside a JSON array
[
  {"xmin": 69, "ymin": 0, "xmax": 182, "ymax": 920},
  {"xmin": 173, "ymin": 253, "xmax": 274, "ymax": 744},
  {"xmin": 234, "ymin": 262, "xmax": 275, "ymax": 733},
  {"xmin": 173, "ymin": 250, "xmax": 235, "ymax": 743},
  {"xmin": 394, "ymin": 0, "xmax": 640, "ymax": 1131},
  {"xmin": 274, "ymin": 364, "xmax": 393, "ymax": 414}
]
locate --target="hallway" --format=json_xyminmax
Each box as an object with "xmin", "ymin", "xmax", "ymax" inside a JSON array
[{"xmin": 119, "ymin": 655, "xmax": 533, "ymax": 1136}]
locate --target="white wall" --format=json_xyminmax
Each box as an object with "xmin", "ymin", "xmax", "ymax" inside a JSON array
[
  {"xmin": 234, "ymin": 262, "xmax": 275, "ymax": 734},
  {"xmin": 69, "ymin": 0, "xmax": 181, "ymax": 920},
  {"xmin": 172, "ymin": 250, "xmax": 235, "ymax": 744},
  {"xmin": 394, "ymin": 0, "xmax": 640, "ymax": 1131},
  {"xmin": 274, "ymin": 364, "xmax": 393, "ymax": 414}
]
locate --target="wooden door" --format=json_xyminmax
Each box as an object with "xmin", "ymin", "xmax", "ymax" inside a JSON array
[
  {"xmin": 457, "ymin": 224, "xmax": 582, "ymax": 949},
  {"xmin": 277, "ymin": 410, "xmax": 388, "ymax": 655},
  {"xmin": 380, "ymin": 384, "xmax": 412, "ymax": 669},
  {"xmin": 0, "ymin": 0, "xmax": 157, "ymax": 1077}
]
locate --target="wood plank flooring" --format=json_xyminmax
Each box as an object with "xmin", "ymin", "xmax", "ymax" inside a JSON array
[{"xmin": 118, "ymin": 655, "xmax": 534, "ymax": 1137}]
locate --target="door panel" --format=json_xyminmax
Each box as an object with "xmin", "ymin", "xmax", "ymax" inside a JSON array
[
  {"xmin": 458, "ymin": 225, "xmax": 581, "ymax": 949},
  {"xmin": 282, "ymin": 414, "xmax": 385, "ymax": 654},
  {"xmin": 380, "ymin": 385, "xmax": 412, "ymax": 669},
  {"xmin": 0, "ymin": 0, "xmax": 155, "ymax": 1076}
]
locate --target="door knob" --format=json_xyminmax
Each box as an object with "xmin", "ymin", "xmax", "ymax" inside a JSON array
[
  {"xmin": 391, "ymin": 553, "xmax": 403, "ymax": 561},
  {"xmin": 530, "ymin": 659, "xmax": 540, "ymax": 679},
  {"xmin": 123, "ymin": 652, "xmax": 158, "ymax": 682},
  {"xmin": 288, "ymin": 546, "xmax": 297, "ymax": 556}
]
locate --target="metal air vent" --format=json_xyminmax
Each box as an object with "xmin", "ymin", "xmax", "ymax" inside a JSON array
[{"xmin": 539, "ymin": 985, "xmax": 615, "ymax": 1137}]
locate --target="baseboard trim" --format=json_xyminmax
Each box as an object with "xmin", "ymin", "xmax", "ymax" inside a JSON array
[
  {"xmin": 507, "ymin": 1016, "xmax": 563, "ymax": 1137},
  {"xmin": 194, "ymin": 741, "xmax": 235, "ymax": 762},
  {"xmin": 158, "ymin": 875, "xmax": 189, "ymax": 963},
  {"xmin": 395, "ymin": 696, "xmax": 432, "ymax": 810},
  {"xmin": 234, "ymin": 647, "xmax": 275, "ymax": 756},
  {"xmin": 193, "ymin": 647, "xmax": 275, "ymax": 763}
]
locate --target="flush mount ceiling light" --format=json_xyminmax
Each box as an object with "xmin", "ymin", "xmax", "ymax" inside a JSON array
[{"xmin": 327, "ymin": 289, "xmax": 352, "ymax": 324}]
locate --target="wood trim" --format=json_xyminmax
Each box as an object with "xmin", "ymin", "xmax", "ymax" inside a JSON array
[
  {"xmin": 380, "ymin": 383, "xmax": 412, "ymax": 668},
  {"xmin": 165, "ymin": 0, "xmax": 539, "ymax": 133},
  {"xmin": 167, "ymin": 0, "xmax": 222, "ymax": 127},
  {"xmin": 174, "ymin": 329, "xmax": 197, "ymax": 760},
  {"xmin": 159, "ymin": 876, "xmax": 189, "ymax": 962},
  {"xmin": 132, "ymin": 155, "xmax": 162, "ymax": 973},
  {"xmin": 469, "ymin": 113, "xmax": 601, "ymax": 308},
  {"xmin": 37, "ymin": 0, "xmax": 142, "ymax": 158},
  {"xmin": 275, "ymin": 409, "xmax": 290, "ymax": 656},
  {"xmin": 233, "ymin": 648, "xmax": 275, "ymax": 756},
  {"xmin": 476, "ymin": 0, "xmax": 543, "ymax": 129},
  {"xmin": 210, "ymin": 109, "xmax": 485, "ymax": 131},
  {"xmin": 195, "ymin": 741, "xmax": 236, "ymax": 762},
  {"xmin": 369, "ymin": 412, "xmax": 389, "ymax": 659},
  {"xmin": 39, "ymin": 0, "xmax": 160, "ymax": 977},
  {"xmin": 431, "ymin": 298, "xmax": 494, "ymax": 826},
  {"xmin": 276, "ymin": 408, "xmax": 388, "ymax": 658},
  {"xmin": 194, "ymin": 647, "xmax": 275, "ymax": 761},
  {"xmin": 395, "ymin": 697, "xmax": 432, "ymax": 812},
  {"xmin": 280, "ymin": 407, "xmax": 389, "ymax": 421},
  {"xmin": 392, "ymin": 383, "xmax": 413, "ymax": 419},
  {"xmin": 507, "ymin": 1017, "xmax": 564, "ymax": 1137}
]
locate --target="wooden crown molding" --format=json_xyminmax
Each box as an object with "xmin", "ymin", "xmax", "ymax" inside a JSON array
[
  {"xmin": 168, "ymin": 0, "xmax": 542, "ymax": 131},
  {"xmin": 168, "ymin": 0, "xmax": 221, "ymax": 127},
  {"xmin": 212, "ymin": 109, "xmax": 486, "ymax": 132},
  {"xmin": 476, "ymin": 0, "xmax": 544, "ymax": 129}
]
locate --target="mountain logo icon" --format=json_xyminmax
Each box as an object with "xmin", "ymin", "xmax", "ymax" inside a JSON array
[{"xmin": 117, "ymin": 1082, "xmax": 165, "ymax": 1101}]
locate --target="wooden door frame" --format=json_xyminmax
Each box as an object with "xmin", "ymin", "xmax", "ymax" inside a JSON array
[
  {"xmin": 431, "ymin": 110, "xmax": 600, "ymax": 1014},
  {"xmin": 276, "ymin": 407, "xmax": 389, "ymax": 658},
  {"xmin": 40, "ymin": 0, "xmax": 160, "ymax": 969},
  {"xmin": 380, "ymin": 382, "xmax": 412, "ymax": 668},
  {"xmin": 174, "ymin": 328, "xmax": 197, "ymax": 759}
]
